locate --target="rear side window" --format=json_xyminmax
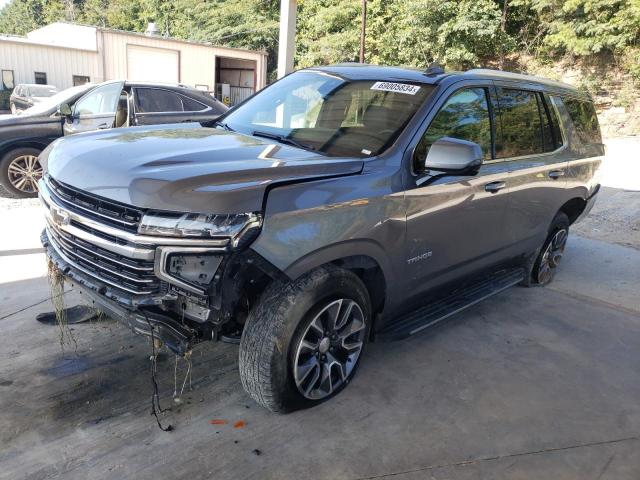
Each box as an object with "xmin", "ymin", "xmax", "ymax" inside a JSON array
[
  {"xmin": 544, "ymin": 94, "xmax": 564, "ymax": 151},
  {"xmin": 135, "ymin": 88, "xmax": 184, "ymax": 113},
  {"xmin": 563, "ymin": 97, "xmax": 601, "ymax": 144},
  {"xmin": 416, "ymin": 87, "xmax": 492, "ymax": 162},
  {"xmin": 180, "ymin": 95, "xmax": 208, "ymax": 112},
  {"xmin": 496, "ymin": 89, "xmax": 543, "ymax": 158}
]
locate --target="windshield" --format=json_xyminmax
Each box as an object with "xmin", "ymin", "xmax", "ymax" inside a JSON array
[
  {"xmin": 22, "ymin": 84, "xmax": 92, "ymax": 116},
  {"xmin": 29, "ymin": 85, "xmax": 57, "ymax": 97},
  {"xmin": 222, "ymin": 71, "xmax": 433, "ymax": 157}
]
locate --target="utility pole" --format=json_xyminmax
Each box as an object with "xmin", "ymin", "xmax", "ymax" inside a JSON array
[
  {"xmin": 278, "ymin": 0, "xmax": 297, "ymax": 79},
  {"xmin": 359, "ymin": 0, "xmax": 366, "ymax": 63}
]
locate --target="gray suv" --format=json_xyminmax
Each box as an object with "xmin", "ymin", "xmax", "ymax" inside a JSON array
[{"xmin": 39, "ymin": 65, "xmax": 603, "ymax": 412}]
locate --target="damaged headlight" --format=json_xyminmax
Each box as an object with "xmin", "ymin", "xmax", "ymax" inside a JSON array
[{"xmin": 138, "ymin": 212, "xmax": 261, "ymax": 240}]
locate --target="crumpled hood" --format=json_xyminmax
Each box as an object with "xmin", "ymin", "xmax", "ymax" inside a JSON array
[{"xmin": 44, "ymin": 123, "xmax": 364, "ymax": 214}]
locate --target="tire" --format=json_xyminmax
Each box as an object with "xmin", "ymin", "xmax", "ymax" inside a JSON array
[
  {"xmin": 239, "ymin": 265, "xmax": 371, "ymax": 413},
  {"xmin": 522, "ymin": 212, "xmax": 570, "ymax": 286},
  {"xmin": 0, "ymin": 147, "xmax": 43, "ymax": 198}
]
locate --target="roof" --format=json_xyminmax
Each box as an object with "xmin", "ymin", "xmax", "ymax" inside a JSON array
[
  {"xmin": 310, "ymin": 64, "xmax": 580, "ymax": 94},
  {"xmin": 64, "ymin": 21, "xmax": 268, "ymax": 57}
]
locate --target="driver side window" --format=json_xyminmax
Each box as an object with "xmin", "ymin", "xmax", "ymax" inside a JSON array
[
  {"xmin": 74, "ymin": 82, "xmax": 122, "ymax": 116},
  {"xmin": 415, "ymin": 88, "xmax": 492, "ymax": 168}
]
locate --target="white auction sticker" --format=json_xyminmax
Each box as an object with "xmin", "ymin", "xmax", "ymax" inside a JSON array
[{"xmin": 370, "ymin": 81, "xmax": 421, "ymax": 95}]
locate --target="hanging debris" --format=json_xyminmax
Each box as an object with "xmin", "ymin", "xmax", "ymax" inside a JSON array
[{"xmin": 46, "ymin": 257, "xmax": 77, "ymax": 353}]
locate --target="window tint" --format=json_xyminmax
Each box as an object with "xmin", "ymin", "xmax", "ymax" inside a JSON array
[
  {"xmin": 135, "ymin": 88, "xmax": 184, "ymax": 113},
  {"xmin": 496, "ymin": 89, "xmax": 543, "ymax": 158},
  {"xmin": 74, "ymin": 82, "xmax": 122, "ymax": 116},
  {"xmin": 563, "ymin": 97, "xmax": 601, "ymax": 144},
  {"xmin": 544, "ymin": 94, "xmax": 564, "ymax": 150},
  {"xmin": 180, "ymin": 95, "xmax": 207, "ymax": 112},
  {"xmin": 415, "ymin": 87, "xmax": 492, "ymax": 165}
]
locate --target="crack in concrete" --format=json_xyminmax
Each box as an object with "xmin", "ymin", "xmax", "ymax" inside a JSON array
[
  {"xmin": 353, "ymin": 436, "xmax": 639, "ymax": 480},
  {"xmin": 595, "ymin": 454, "xmax": 616, "ymax": 480}
]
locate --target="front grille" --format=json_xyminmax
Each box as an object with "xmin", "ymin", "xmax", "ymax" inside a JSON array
[
  {"xmin": 47, "ymin": 177, "xmax": 144, "ymax": 233},
  {"xmin": 47, "ymin": 222, "xmax": 160, "ymax": 295}
]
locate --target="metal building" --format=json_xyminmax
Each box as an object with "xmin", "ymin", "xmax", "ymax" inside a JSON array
[{"xmin": 0, "ymin": 22, "xmax": 268, "ymax": 107}]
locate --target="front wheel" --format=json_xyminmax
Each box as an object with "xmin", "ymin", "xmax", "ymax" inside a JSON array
[
  {"xmin": 0, "ymin": 147, "xmax": 43, "ymax": 198},
  {"xmin": 239, "ymin": 266, "xmax": 371, "ymax": 413}
]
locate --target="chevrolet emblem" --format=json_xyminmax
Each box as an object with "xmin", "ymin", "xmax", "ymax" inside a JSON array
[{"xmin": 50, "ymin": 205, "xmax": 70, "ymax": 226}]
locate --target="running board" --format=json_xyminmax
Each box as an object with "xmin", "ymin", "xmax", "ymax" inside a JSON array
[{"xmin": 379, "ymin": 268, "xmax": 525, "ymax": 340}]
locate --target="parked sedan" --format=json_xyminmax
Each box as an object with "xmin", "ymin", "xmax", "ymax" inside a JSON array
[
  {"xmin": 10, "ymin": 84, "xmax": 59, "ymax": 114},
  {"xmin": 0, "ymin": 80, "xmax": 228, "ymax": 197}
]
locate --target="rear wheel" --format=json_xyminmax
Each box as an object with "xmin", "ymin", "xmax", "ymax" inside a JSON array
[
  {"xmin": 524, "ymin": 212, "xmax": 570, "ymax": 286},
  {"xmin": 0, "ymin": 147, "xmax": 43, "ymax": 198},
  {"xmin": 239, "ymin": 265, "xmax": 371, "ymax": 412}
]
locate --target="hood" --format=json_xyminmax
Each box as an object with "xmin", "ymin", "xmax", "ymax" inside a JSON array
[{"xmin": 44, "ymin": 124, "xmax": 364, "ymax": 214}]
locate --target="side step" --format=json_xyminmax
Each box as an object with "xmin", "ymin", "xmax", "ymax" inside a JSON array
[{"xmin": 378, "ymin": 268, "xmax": 525, "ymax": 340}]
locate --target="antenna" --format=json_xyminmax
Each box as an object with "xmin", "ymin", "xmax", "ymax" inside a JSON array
[{"xmin": 424, "ymin": 62, "xmax": 445, "ymax": 76}]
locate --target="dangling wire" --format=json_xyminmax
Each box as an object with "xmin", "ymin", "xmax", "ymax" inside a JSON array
[{"xmin": 143, "ymin": 311, "xmax": 173, "ymax": 432}]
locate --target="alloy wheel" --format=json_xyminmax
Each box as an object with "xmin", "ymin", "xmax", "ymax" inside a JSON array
[
  {"xmin": 537, "ymin": 228, "xmax": 568, "ymax": 284},
  {"xmin": 293, "ymin": 298, "xmax": 366, "ymax": 400},
  {"xmin": 8, "ymin": 155, "xmax": 42, "ymax": 194}
]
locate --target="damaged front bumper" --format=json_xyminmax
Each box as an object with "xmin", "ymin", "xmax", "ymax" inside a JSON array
[{"xmin": 42, "ymin": 229, "xmax": 199, "ymax": 355}]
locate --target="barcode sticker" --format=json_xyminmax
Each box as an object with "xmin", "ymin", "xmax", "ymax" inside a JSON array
[{"xmin": 371, "ymin": 82, "xmax": 421, "ymax": 95}]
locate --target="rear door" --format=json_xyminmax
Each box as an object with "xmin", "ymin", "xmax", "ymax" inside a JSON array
[
  {"xmin": 494, "ymin": 85, "xmax": 569, "ymax": 256},
  {"xmin": 403, "ymin": 83, "xmax": 511, "ymax": 298},
  {"xmin": 64, "ymin": 82, "xmax": 124, "ymax": 135},
  {"xmin": 132, "ymin": 87, "xmax": 209, "ymax": 126}
]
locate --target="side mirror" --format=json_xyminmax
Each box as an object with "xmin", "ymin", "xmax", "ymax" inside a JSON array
[
  {"xmin": 57, "ymin": 103, "xmax": 72, "ymax": 118},
  {"xmin": 422, "ymin": 137, "xmax": 483, "ymax": 174}
]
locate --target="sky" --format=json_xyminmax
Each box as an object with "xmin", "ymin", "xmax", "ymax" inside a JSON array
[{"xmin": 0, "ymin": 0, "xmax": 8, "ymax": 10}]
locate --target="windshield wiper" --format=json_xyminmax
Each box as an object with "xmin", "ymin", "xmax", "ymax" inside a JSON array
[
  {"xmin": 215, "ymin": 121, "xmax": 235, "ymax": 132},
  {"xmin": 252, "ymin": 130, "xmax": 317, "ymax": 153}
]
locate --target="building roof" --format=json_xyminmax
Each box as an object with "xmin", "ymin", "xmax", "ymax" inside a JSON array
[
  {"xmin": 0, "ymin": 22, "xmax": 267, "ymax": 57},
  {"xmin": 66, "ymin": 21, "xmax": 268, "ymax": 57}
]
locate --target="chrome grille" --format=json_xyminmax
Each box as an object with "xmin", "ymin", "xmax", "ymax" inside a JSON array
[
  {"xmin": 40, "ymin": 176, "xmax": 230, "ymax": 298},
  {"xmin": 47, "ymin": 177, "xmax": 143, "ymax": 233},
  {"xmin": 47, "ymin": 221, "xmax": 160, "ymax": 295}
]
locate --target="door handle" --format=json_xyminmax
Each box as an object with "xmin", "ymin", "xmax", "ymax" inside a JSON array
[
  {"xmin": 548, "ymin": 170, "xmax": 565, "ymax": 179},
  {"xmin": 97, "ymin": 123, "xmax": 109, "ymax": 129},
  {"xmin": 484, "ymin": 181, "xmax": 506, "ymax": 193}
]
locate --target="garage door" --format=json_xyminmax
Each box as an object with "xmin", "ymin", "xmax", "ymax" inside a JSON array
[{"xmin": 127, "ymin": 45, "xmax": 179, "ymax": 83}]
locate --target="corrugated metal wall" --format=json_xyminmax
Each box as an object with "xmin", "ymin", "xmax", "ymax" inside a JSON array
[
  {"xmin": 100, "ymin": 31, "xmax": 267, "ymax": 92},
  {"xmin": 0, "ymin": 39, "xmax": 101, "ymax": 89}
]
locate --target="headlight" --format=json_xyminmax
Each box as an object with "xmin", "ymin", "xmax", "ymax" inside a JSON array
[{"xmin": 138, "ymin": 211, "xmax": 261, "ymax": 240}]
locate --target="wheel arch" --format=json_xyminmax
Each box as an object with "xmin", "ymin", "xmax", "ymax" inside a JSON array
[
  {"xmin": 558, "ymin": 196, "xmax": 588, "ymax": 225},
  {"xmin": 282, "ymin": 240, "xmax": 391, "ymax": 317},
  {"xmin": 0, "ymin": 139, "xmax": 48, "ymax": 159}
]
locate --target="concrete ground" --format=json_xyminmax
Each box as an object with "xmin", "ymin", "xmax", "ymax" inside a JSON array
[{"xmin": 0, "ymin": 138, "xmax": 638, "ymax": 480}]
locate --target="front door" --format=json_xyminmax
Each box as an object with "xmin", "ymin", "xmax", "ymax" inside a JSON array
[
  {"xmin": 63, "ymin": 81, "xmax": 124, "ymax": 135},
  {"xmin": 403, "ymin": 86, "xmax": 511, "ymax": 299}
]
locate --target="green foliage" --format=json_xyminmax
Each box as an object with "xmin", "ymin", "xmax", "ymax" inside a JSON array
[
  {"xmin": 0, "ymin": 0, "xmax": 637, "ymax": 79},
  {"xmin": 531, "ymin": 0, "xmax": 640, "ymax": 56}
]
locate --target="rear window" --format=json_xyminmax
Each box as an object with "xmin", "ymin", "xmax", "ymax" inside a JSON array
[
  {"xmin": 563, "ymin": 97, "xmax": 601, "ymax": 144},
  {"xmin": 496, "ymin": 89, "xmax": 543, "ymax": 158}
]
